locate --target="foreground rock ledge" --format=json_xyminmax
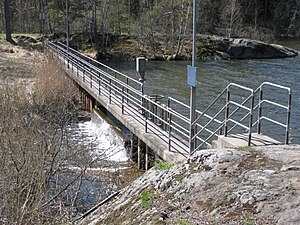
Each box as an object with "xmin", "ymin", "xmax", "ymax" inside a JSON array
[{"xmin": 79, "ymin": 145, "xmax": 300, "ymax": 225}]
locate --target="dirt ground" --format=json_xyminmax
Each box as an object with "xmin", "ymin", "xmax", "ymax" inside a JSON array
[{"xmin": 0, "ymin": 41, "xmax": 39, "ymax": 87}]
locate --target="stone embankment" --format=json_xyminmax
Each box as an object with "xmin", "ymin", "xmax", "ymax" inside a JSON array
[{"xmin": 80, "ymin": 145, "xmax": 300, "ymax": 225}]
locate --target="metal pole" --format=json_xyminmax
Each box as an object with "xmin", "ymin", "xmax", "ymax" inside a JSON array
[
  {"xmin": 189, "ymin": 0, "xmax": 197, "ymax": 157},
  {"xmin": 66, "ymin": 0, "xmax": 69, "ymax": 68},
  {"xmin": 40, "ymin": 0, "xmax": 45, "ymax": 50}
]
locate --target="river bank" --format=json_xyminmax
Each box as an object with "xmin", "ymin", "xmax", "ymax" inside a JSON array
[
  {"xmin": 67, "ymin": 34, "xmax": 299, "ymax": 61},
  {"xmin": 80, "ymin": 145, "xmax": 300, "ymax": 225}
]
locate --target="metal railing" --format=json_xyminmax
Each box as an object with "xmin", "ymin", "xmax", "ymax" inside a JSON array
[
  {"xmin": 48, "ymin": 41, "xmax": 292, "ymax": 158},
  {"xmin": 255, "ymin": 82, "xmax": 291, "ymax": 144},
  {"xmin": 48, "ymin": 41, "xmax": 191, "ymax": 155}
]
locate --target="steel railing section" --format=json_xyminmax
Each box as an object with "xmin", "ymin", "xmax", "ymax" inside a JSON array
[
  {"xmin": 225, "ymin": 82, "xmax": 291, "ymax": 145},
  {"xmin": 54, "ymin": 42, "xmax": 141, "ymax": 87},
  {"xmin": 256, "ymin": 82, "xmax": 291, "ymax": 144},
  {"xmin": 48, "ymin": 41, "xmax": 192, "ymax": 156},
  {"xmin": 48, "ymin": 41, "xmax": 292, "ymax": 158},
  {"xmin": 189, "ymin": 83, "xmax": 255, "ymax": 152}
]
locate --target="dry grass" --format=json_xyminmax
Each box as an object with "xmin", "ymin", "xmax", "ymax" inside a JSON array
[
  {"xmin": 32, "ymin": 55, "xmax": 79, "ymax": 126},
  {"xmin": 0, "ymin": 55, "xmax": 87, "ymax": 224}
]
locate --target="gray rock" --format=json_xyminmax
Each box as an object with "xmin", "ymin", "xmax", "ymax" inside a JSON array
[
  {"xmin": 202, "ymin": 36, "xmax": 298, "ymax": 59},
  {"xmin": 240, "ymin": 192, "xmax": 255, "ymax": 205}
]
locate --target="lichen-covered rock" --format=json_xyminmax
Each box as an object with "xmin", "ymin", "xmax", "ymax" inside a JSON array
[{"xmin": 80, "ymin": 145, "xmax": 300, "ymax": 225}]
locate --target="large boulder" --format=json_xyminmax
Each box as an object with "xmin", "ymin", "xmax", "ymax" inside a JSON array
[{"xmin": 202, "ymin": 36, "xmax": 299, "ymax": 60}]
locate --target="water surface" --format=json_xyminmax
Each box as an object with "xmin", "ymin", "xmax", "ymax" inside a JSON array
[{"xmin": 109, "ymin": 40, "xmax": 300, "ymax": 143}]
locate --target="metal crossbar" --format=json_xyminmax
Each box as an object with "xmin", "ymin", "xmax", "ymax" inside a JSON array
[{"xmin": 48, "ymin": 41, "xmax": 292, "ymax": 158}]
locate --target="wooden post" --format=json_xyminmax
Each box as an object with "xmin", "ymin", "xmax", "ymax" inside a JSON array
[
  {"xmin": 130, "ymin": 137, "xmax": 134, "ymax": 159},
  {"xmin": 86, "ymin": 95, "xmax": 89, "ymax": 111},
  {"xmin": 145, "ymin": 145, "xmax": 149, "ymax": 170},
  {"xmin": 137, "ymin": 138, "xmax": 141, "ymax": 169},
  {"xmin": 82, "ymin": 93, "xmax": 85, "ymax": 110}
]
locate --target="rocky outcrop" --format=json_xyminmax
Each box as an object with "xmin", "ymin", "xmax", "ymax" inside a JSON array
[
  {"xmin": 202, "ymin": 36, "xmax": 299, "ymax": 59},
  {"xmin": 84, "ymin": 34, "xmax": 299, "ymax": 61},
  {"xmin": 80, "ymin": 145, "xmax": 300, "ymax": 225}
]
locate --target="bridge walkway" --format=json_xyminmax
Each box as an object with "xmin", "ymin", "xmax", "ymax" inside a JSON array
[
  {"xmin": 50, "ymin": 43, "xmax": 189, "ymax": 162},
  {"xmin": 48, "ymin": 41, "xmax": 292, "ymax": 163}
]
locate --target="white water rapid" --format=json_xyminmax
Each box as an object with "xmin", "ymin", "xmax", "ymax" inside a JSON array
[{"xmin": 71, "ymin": 112, "xmax": 130, "ymax": 163}]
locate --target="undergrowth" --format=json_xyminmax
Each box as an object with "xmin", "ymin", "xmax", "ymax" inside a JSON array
[
  {"xmin": 154, "ymin": 161, "xmax": 174, "ymax": 170},
  {"xmin": 0, "ymin": 54, "xmax": 92, "ymax": 224},
  {"xmin": 140, "ymin": 192, "xmax": 160, "ymax": 208}
]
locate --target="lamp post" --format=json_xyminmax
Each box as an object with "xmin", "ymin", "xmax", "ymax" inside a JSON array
[
  {"xmin": 39, "ymin": 0, "xmax": 46, "ymax": 50},
  {"xmin": 188, "ymin": 0, "xmax": 197, "ymax": 156},
  {"xmin": 66, "ymin": 0, "xmax": 69, "ymax": 68}
]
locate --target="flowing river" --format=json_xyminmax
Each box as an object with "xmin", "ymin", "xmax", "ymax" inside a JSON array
[{"xmin": 108, "ymin": 39, "xmax": 300, "ymax": 144}]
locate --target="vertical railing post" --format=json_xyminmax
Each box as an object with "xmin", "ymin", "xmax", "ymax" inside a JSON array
[
  {"xmin": 248, "ymin": 91, "xmax": 255, "ymax": 146},
  {"xmin": 90, "ymin": 71, "xmax": 92, "ymax": 88},
  {"xmin": 145, "ymin": 96, "xmax": 148, "ymax": 133},
  {"xmin": 167, "ymin": 99, "xmax": 172, "ymax": 151},
  {"xmin": 164, "ymin": 105, "xmax": 168, "ymax": 131},
  {"xmin": 168, "ymin": 114, "xmax": 172, "ymax": 152},
  {"xmin": 77, "ymin": 63, "xmax": 79, "ymax": 77},
  {"xmin": 285, "ymin": 90, "xmax": 292, "ymax": 144},
  {"xmin": 140, "ymin": 81, "xmax": 145, "ymax": 115},
  {"xmin": 98, "ymin": 73, "xmax": 101, "ymax": 95},
  {"xmin": 83, "ymin": 69, "xmax": 85, "ymax": 82},
  {"xmin": 126, "ymin": 78, "xmax": 129, "ymax": 103},
  {"xmin": 257, "ymin": 86, "xmax": 263, "ymax": 134},
  {"xmin": 109, "ymin": 79, "xmax": 112, "ymax": 104},
  {"xmin": 159, "ymin": 106, "xmax": 164, "ymax": 128},
  {"xmin": 224, "ymin": 87, "xmax": 230, "ymax": 137},
  {"xmin": 122, "ymin": 86, "xmax": 125, "ymax": 114}
]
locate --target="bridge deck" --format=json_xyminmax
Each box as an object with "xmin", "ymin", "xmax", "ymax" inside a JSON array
[{"xmin": 212, "ymin": 133, "xmax": 281, "ymax": 148}]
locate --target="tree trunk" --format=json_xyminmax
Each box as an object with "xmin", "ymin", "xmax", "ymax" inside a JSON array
[{"xmin": 4, "ymin": 0, "xmax": 14, "ymax": 43}]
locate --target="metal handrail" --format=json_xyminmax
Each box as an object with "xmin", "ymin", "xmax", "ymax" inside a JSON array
[
  {"xmin": 189, "ymin": 83, "xmax": 255, "ymax": 148},
  {"xmin": 48, "ymin": 41, "xmax": 292, "ymax": 158},
  {"xmin": 256, "ymin": 82, "xmax": 291, "ymax": 144},
  {"xmin": 48, "ymin": 41, "xmax": 191, "ymax": 155},
  {"xmin": 53, "ymin": 42, "xmax": 141, "ymax": 85}
]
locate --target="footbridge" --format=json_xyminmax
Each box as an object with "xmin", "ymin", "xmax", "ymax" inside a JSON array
[{"xmin": 48, "ymin": 42, "xmax": 292, "ymax": 167}]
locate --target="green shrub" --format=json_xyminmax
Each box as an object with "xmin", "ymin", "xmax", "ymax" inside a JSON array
[
  {"xmin": 140, "ymin": 192, "xmax": 160, "ymax": 208},
  {"xmin": 154, "ymin": 161, "xmax": 174, "ymax": 170}
]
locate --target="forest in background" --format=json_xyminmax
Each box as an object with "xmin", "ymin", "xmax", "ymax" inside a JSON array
[{"xmin": 1, "ymin": 0, "xmax": 300, "ymax": 55}]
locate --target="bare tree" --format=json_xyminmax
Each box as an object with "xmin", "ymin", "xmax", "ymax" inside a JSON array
[
  {"xmin": 4, "ymin": 0, "xmax": 14, "ymax": 43},
  {"xmin": 222, "ymin": 0, "xmax": 242, "ymax": 38}
]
